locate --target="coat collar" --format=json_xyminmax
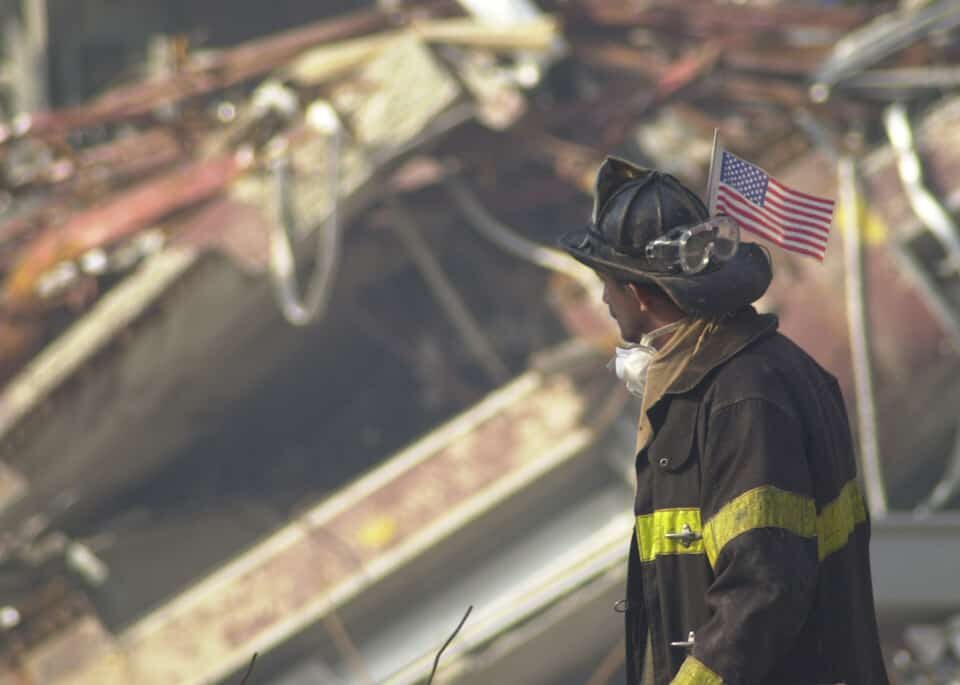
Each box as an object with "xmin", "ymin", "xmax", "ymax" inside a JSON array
[{"xmin": 665, "ymin": 307, "xmax": 779, "ymax": 397}]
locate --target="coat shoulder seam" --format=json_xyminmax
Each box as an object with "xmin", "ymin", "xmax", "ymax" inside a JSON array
[{"xmin": 707, "ymin": 395, "xmax": 801, "ymax": 427}]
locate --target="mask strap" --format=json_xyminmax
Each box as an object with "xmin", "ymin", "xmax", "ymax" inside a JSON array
[{"xmin": 639, "ymin": 318, "xmax": 688, "ymax": 348}]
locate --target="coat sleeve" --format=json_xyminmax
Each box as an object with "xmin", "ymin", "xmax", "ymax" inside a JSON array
[{"xmin": 673, "ymin": 397, "xmax": 819, "ymax": 685}]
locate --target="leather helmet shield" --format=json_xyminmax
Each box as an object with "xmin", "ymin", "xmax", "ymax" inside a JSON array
[
  {"xmin": 594, "ymin": 164, "xmax": 709, "ymax": 259},
  {"xmin": 591, "ymin": 156, "xmax": 645, "ymax": 224}
]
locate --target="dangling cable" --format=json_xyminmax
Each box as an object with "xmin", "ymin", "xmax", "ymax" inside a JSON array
[
  {"xmin": 267, "ymin": 102, "xmax": 343, "ymax": 326},
  {"xmin": 239, "ymin": 653, "xmax": 258, "ymax": 685},
  {"xmin": 443, "ymin": 176, "xmax": 598, "ymax": 294},
  {"xmin": 427, "ymin": 605, "xmax": 473, "ymax": 685}
]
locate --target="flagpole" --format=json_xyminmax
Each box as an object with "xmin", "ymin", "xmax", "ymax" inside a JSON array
[{"xmin": 705, "ymin": 128, "xmax": 720, "ymax": 214}]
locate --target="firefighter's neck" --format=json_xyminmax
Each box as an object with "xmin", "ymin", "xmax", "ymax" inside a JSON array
[{"xmin": 637, "ymin": 297, "xmax": 686, "ymax": 349}]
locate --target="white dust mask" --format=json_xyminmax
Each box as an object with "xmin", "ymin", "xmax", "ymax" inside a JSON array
[{"xmin": 609, "ymin": 319, "xmax": 687, "ymax": 399}]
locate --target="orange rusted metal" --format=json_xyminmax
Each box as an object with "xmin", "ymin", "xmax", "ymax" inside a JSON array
[
  {"xmin": 69, "ymin": 128, "xmax": 185, "ymax": 188},
  {"xmin": 572, "ymin": 0, "xmax": 871, "ymax": 34},
  {"xmin": 2, "ymin": 152, "xmax": 251, "ymax": 311},
  {"xmin": 4, "ymin": 9, "xmax": 392, "ymax": 141}
]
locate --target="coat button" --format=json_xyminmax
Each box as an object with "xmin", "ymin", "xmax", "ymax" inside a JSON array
[{"xmin": 658, "ymin": 457, "xmax": 669, "ymax": 467}]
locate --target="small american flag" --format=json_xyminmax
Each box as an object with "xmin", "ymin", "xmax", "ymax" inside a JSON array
[{"xmin": 708, "ymin": 148, "xmax": 834, "ymax": 261}]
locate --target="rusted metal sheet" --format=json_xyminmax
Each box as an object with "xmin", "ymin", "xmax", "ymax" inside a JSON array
[
  {"xmin": 0, "ymin": 153, "xmax": 251, "ymax": 382},
  {"xmin": 0, "ymin": 130, "xmax": 185, "ymax": 251},
  {"xmin": 720, "ymin": 46, "xmax": 831, "ymax": 78},
  {"xmin": 3, "ymin": 153, "xmax": 251, "ymax": 311},
  {"xmin": 0, "ymin": 580, "xmax": 110, "ymax": 685},
  {"xmin": 1, "ymin": 7, "xmax": 396, "ymax": 142},
  {"xmin": 0, "ymin": 33, "xmax": 472, "ymax": 536},
  {"xmin": 548, "ymin": 276, "xmax": 617, "ymax": 350},
  {"xmin": 67, "ymin": 128, "xmax": 185, "ymax": 188},
  {"xmin": 0, "ymin": 31, "xmax": 469, "ymax": 383},
  {"xmin": 549, "ymin": 42, "xmax": 720, "ymax": 132},
  {"xmin": 46, "ymin": 371, "xmax": 592, "ymax": 685},
  {"xmin": 572, "ymin": 43, "xmax": 670, "ymax": 79},
  {"xmin": 570, "ymin": 0, "xmax": 870, "ymax": 35},
  {"xmin": 18, "ymin": 616, "xmax": 116, "ymax": 685},
  {"xmin": 171, "ymin": 198, "xmax": 272, "ymax": 273}
]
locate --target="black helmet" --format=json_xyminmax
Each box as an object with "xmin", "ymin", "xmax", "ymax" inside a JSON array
[{"xmin": 559, "ymin": 156, "xmax": 772, "ymax": 318}]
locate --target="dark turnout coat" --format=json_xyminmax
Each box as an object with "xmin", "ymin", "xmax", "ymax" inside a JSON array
[{"xmin": 624, "ymin": 307, "xmax": 889, "ymax": 685}]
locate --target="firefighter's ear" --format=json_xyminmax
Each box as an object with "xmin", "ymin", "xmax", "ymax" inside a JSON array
[{"xmin": 626, "ymin": 283, "xmax": 650, "ymax": 312}]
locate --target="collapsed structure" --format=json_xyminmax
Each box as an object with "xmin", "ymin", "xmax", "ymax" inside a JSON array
[{"xmin": 0, "ymin": 1, "xmax": 958, "ymax": 682}]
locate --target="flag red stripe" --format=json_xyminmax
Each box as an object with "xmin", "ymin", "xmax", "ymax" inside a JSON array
[
  {"xmin": 716, "ymin": 199, "xmax": 825, "ymax": 260},
  {"xmin": 716, "ymin": 190, "xmax": 828, "ymax": 248},
  {"xmin": 725, "ymin": 210, "xmax": 825, "ymax": 260},
  {"xmin": 767, "ymin": 178, "xmax": 836, "ymax": 212},
  {"xmin": 767, "ymin": 183, "xmax": 833, "ymax": 219},
  {"xmin": 716, "ymin": 195, "xmax": 828, "ymax": 253},
  {"xmin": 715, "ymin": 148, "xmax": 831, "ymax": 262},
  {"xmin": 749, "ymin": 192, "xmax": 832, "ymax": 235},
  {"xmin": 717, "ymin": 203, "xmax": 827, "ymax": 258},
  {"xmin": 768, "ymin": 195, "xmax": 834, "ymax": 221},
  {"xmin": 769, "ymin": 177, "xmax": 835, "ymax": 207},
  {"xmin": 762, "ymin": 191, "xmax": 834, "ymax": 229},
  {"xmin": 744, "ymin": 224, "xmax": 825, "ymax": 260},
  {"xmin": 763, "ymin": 193, "xmax": 833, "ymax": 227},
  {"xmin": 717, "ymin": 186, "xmax": 829, "ymax": 245}
]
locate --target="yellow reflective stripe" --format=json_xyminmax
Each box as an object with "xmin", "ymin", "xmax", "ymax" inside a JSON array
[
  {"xmin": 700, "ymin": 480, "xmax": 869, "ymax": 568},
  {"xmin": 817, "ymin": 479, "xmax": 867, "ymax": 560},
  {"xmin": 702, "ymin": 485, "xmax": 817, "ymax": 567},
  {"xmin": 635, "ymin": 508, "xmax": 703, "ymax": 562},
  {"xmin": 672, "ymin": 656, "xmax": 724, "ymax": 684}
]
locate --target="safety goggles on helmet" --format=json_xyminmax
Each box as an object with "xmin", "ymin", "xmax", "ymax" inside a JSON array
[{"xmin": 644, "ymin": 215, "xmax": 740, "ymax": 275}]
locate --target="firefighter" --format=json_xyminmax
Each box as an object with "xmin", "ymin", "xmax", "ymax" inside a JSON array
[{"xmin": 559, "ymin": 157, "xmax": 890, "ymax": 685}]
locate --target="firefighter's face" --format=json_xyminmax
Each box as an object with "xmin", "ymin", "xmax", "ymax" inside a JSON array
[{"xmin": 599, "ymin": 273, "xmax": 652, "ymax": 343}]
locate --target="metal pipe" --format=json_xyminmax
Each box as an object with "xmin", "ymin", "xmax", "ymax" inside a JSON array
[
  {"xmin": 268, "ymin": 103, "xmax": 343, "ymax": 327},
  {"xmin": 390, "ymin": 201, "xmax": 511, "ymax": 385},
  {"xmin": 4, "ymin": 151, "xmax": 248, "ymax": 310},
  {"xmin": 840, "ymin": 66, "xmax": 960, "ymax": 94},
  {"xmin": 443, "ymin": 176, "xmax": 599, "ymax": 295},
  {"xmin": 811, "ymin": 0, "xmax": 960, "ymax": 99},
  {"xmin": 884, "ymin": 102, "xmax": 960, "ymax": 274},
  {"xmin": 838, "ymin": 157, "xmax": 887, "ymax": 517}
]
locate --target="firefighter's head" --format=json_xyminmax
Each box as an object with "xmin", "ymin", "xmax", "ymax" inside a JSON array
[{"xmin": 559, "ymin": 156, "xmax": 772, "ymax": 338}]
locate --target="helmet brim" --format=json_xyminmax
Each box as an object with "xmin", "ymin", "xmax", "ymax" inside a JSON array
[{"xmin": 559, "ymin": 226, "xmax": 772, "ymax": 318}]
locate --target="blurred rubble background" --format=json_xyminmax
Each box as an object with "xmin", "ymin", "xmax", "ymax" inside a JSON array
[{"xmin": 0, "ymin": 0, "xmax": 957, "ymax": 683}]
